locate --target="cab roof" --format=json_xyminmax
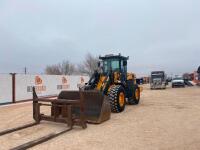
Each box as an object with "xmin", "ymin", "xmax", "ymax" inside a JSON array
[{"xmin": 99, "ymin": 54, "xmax": 129, "ymax": 61}]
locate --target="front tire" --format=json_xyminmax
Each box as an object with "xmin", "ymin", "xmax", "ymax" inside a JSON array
[{"xmin": 109, "ymin": 85, "xmax": 126, "ymax": 113}]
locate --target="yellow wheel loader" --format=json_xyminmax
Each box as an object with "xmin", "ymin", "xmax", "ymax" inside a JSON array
[{"xmin": 83, "ymin": 54, "xmax": 141, "ymax": 113}]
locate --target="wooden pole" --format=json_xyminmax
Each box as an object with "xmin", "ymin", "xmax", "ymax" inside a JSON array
[{"xmin": 10, "ymin": 73, "xmax": 16, "ymax": 103}]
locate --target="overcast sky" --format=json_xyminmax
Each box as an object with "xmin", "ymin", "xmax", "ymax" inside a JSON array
[{"xmin": 0, "ymin": 0, "xmax": 199, "ymax": 76}]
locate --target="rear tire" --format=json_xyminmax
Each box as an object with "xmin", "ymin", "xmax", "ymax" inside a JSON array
[
  {"xmin": 128, "ymin": 85, "xmax": 140, "ymax": 105},
  {"xmin": 109, "ymin": 85, "xmax": 126, "ymax": 113}
]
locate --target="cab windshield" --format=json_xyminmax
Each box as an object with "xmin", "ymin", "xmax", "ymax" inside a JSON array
[
  {"xmin": 151, "ymin": 72, "xmax": 164, "ymax": 79},
  {"xmin": 173, "ymin": 77, "xmax": 183, "ymax": 80},
  {"xmin": 103, "ymin": 59, "xmax": 120, "ymax": 73}
]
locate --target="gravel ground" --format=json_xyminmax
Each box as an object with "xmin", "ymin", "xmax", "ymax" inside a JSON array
[{"xmin": 0, "ymin": 85, "xmax": 200, "ymax": 150}]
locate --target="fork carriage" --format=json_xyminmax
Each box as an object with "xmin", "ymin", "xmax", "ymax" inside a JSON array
[{"xmin": 33, "ymin": 88, "xmax": 87, "ymax": 129}]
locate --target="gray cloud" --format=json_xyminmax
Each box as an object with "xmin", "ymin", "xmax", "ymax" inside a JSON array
[{"xmin": 0, "ymin": 0, "xmax": 200, "ymax": 76}]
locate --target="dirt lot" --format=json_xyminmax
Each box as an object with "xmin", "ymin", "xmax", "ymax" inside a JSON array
[{"xmin": 0, "ymin": 85, "xmax": 200, "ymax": 150}]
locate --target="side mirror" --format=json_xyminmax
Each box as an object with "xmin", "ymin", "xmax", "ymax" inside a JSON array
[{"xmin": 123, "ymin": 61, "xmax": 127, "ymax": 66}]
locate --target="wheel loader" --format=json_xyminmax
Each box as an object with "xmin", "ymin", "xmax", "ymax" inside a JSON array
[
  {"xmin": 84, "ymin": 53, "xmax": 141, "ymax": 113},
  {"xmin": 50, "ymin": 54, "xmax": 141, "ymax": 123},
  {"xmin": 44, "ymin": 54, "xmax": 141, "ymax": 124}
]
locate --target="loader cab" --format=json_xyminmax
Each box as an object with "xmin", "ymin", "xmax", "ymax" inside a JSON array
[{"xmin": 99, "ymin": 54, "xmax": 129, "ymax": 79}]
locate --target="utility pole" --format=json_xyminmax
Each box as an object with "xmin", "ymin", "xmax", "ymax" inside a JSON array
[{"xmin": 24, "ymin": 67, "xmax": 27, "ymax": 74}]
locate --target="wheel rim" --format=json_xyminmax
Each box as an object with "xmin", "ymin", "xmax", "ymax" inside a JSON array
[
  {"xmin": 135, "ymin": 89, "xmax": 140, "ymax": 100},
  {"xmin": 119, "ymin": 92, "xmax": 125, "ymax": 107}
]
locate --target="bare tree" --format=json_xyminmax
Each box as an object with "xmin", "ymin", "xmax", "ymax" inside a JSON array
[
  {"xmin": 61, "ymin": 60, "xmax": 75, "ymax": 75},
  {"xmin": 45, "ymin": 54, "xmax": 98, "ymax": 76},
  {"xmin": 45, "ymin": 64, "xmax": 62, "ymax": 75},
  {"xmin": 45, "ymin": 60, "xmax": 75, "ymax": 75},
  {"xmin": 78, "ymin": 53, "xmax": 99, "ymax": 76}
]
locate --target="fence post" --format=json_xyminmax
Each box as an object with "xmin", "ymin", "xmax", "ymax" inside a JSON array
[{"xmin": 10, "ymin": 73, "xmax": 16, "ymax": 103}]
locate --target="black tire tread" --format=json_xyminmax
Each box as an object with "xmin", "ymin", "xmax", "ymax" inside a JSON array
[{"xmin": 108, "ymin": 85, "xmax": 125, "ymax": 113}]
